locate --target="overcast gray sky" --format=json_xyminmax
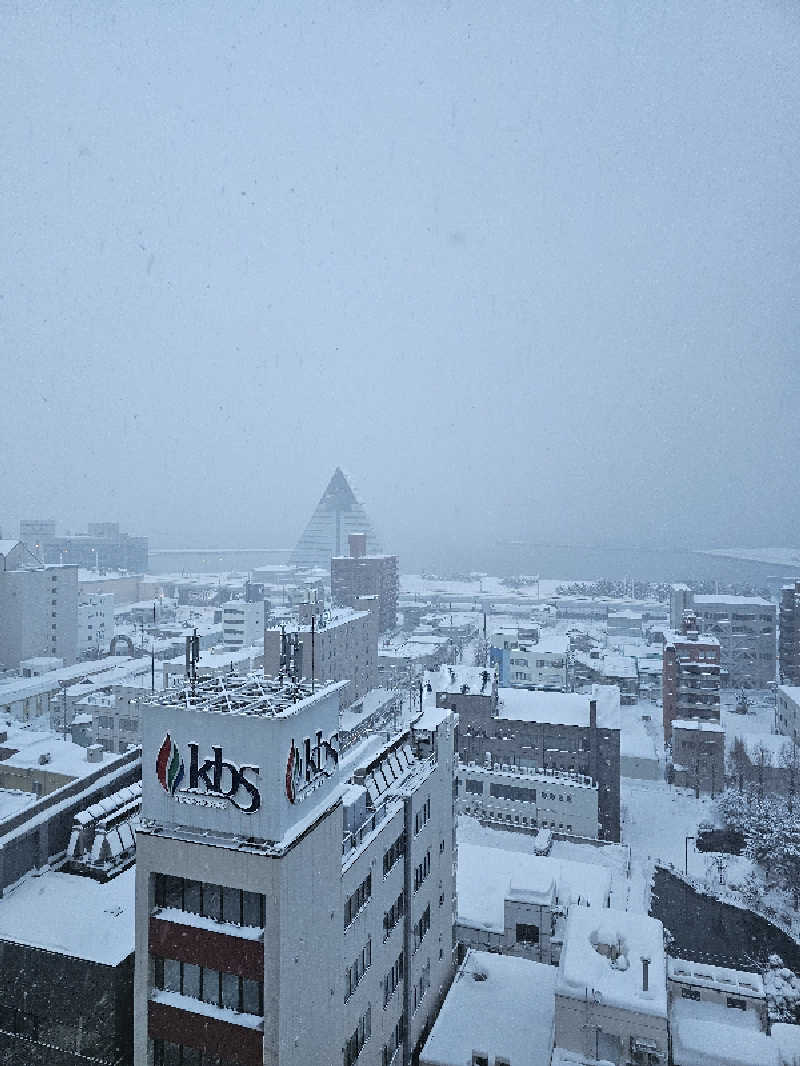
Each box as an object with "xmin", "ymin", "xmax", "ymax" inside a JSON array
[{"xmin": 1, "ymin": 1, "xmax": 798, "ymax": 563}]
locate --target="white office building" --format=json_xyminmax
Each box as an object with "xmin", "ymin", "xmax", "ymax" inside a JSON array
[
  {"xmin": 78, "ymin": 592, "xmax": 114, "ymax": 657},
  {"xmin": 222, "ymin": 600, "xmax": 265, "ymax": 649},
  {"xmin": 134, "ymin": 673, "xmax": 457, "ymax": 1066}
]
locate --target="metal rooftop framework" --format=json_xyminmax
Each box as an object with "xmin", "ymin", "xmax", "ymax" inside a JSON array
[{"xmin": 140, "ymin": 673, "xmax": 338, "ymax": 717}]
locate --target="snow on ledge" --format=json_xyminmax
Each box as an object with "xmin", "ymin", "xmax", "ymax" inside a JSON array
[
  {"xmin": 153, "ymin": 907, "xmax": 263, "ymax": 941},
  {"xmin": 150, "ymin": 989, "xmax": 263, "ymax": 1029}
]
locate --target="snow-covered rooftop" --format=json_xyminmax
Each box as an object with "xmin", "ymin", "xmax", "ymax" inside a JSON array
[
  {"xmin": 668, "ymin": 958, "xmax": 764, "ymax": 997},
  {"xmin": 458, "ymin": 843, "xmax": 611, "ymax": 933},
  {"xmin": 670, "ymin": 998, "xmax": 780, "ymax": 1066},
  {"xmin": 694, "ymin": 595, "xmax": 774, "ymax": 608},
  {"xmin": 557, "ymin": 906, "xmax": 667, "ymax": 1017},
  {"xmin": 496, "ymin": 685, "xmax": 620, "ymax": 729},
  {"xmin": 1, "ymin": 721, "xmax": 119, "ymax": 779},
  {"xmin": 421, "ymin": 950, "xmax": 556, "ymax": 1066},
  {"xmin": 672, "ymin": 718, "xmax": 725, "ymax": 734},
  {"xmin": 0, "ymin": 866, "xmax": 134, "ymax": 964}
]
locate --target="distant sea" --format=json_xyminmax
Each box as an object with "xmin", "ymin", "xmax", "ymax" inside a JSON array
[{"xmin": 148, "ymin": 543, "xmax": 797, "ymax": 593}]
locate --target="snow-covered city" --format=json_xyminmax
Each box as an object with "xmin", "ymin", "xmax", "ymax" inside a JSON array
[{"xmin": 3, "ymin": 3, "xmax": 799, "ymax": 1064}]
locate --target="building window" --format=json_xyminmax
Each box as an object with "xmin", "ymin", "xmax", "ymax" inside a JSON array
[
  {"xmin": 414, "ymin": 797, "xmax": 431, "ymax": 835},
  {"xmin": 382, "ymin": 949, "xmax": 404, "ymax": 1007},
  {"xmin": 345, "ymin": 873, "xmax": 372, "ymax": 930},
  {"xmin": 344, "ymin": 1005, "xmax": 372, "ymax": 1066},
  {"xmin": 153, "ymin": 959, "xmax": 263, "ymax": 1015},
  {"xmin": 414, "ymin": 850, "xmax": 431, "ymax": 892},
  {"xmin": 465, "ymin": 779, "xmax": 483, "ymax": 796},
  {"xmin": 413, "ymin": 904, "xmax": 431, "ymax": 952},
  {"xmin": 153, "ymin": 875, "xmax": 264, "ymax": 928},
  {"xmin": 681, "ymin": 987, "xmax": 701, "ymax": 1001},
  {"xmin": 345, "ymin": 938, "xmax": 372, "ymax": 1002},
  {"xmin": 516, "ymin": 923, "xmax": 540, "ymax": 944},
  {"xmin": 727, "ymin": 996, "xmax": 747, "ymax": 1011},
  {"xmin": 383, "ymin": 890, "xmax": 405, "ymax": 940},
  {"xmin": 383, "ymin": 831, "xmax": 405, "ymax": 877}
]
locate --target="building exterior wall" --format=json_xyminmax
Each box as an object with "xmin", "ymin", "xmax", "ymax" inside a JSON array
[
  {"xmin": 457, "ymin": 764, "xmax": 599, "ymax": 838},
  {"xmin": 332, "ymin": 555, "xmax": 399, "ymax": 634},
  {"xmin": 264, "ymin": 609, "xmax": 378, "ymax": 708},
  {"xmin": 693, "ymin": 597, "xmax": 776, "ymax": 689},
  {"xmin": 222, "ymin": 600, "xmax": 265, "ymax": 648},
  {"xmin": 0, "ymin": 564, "xmax": 78, "ymax": 669},
  {"xmin": 444, "ymin": 690, "xmax": 620, "ymax": 842},
  {"xmin": 671, "ymin": 722, "xmax": 725, "ymax": 795},
  {"xmin": 134, "ymin": 679, "xmax": 456, "ymax": 1066},
  {"xmin": 506, "ymin": 646, "xmax": 567, "ymax": 691},
  {"xmin": 78, "ymin": 592, "xmax": 114, "ymax": 657},
  {"xmin": 554, "ymin": 992, "xmax": 669, "ymax": 1066},
  {"xmin": 662, "ymin": 635, "xmax": 720, "ymax": 743},
  {"xmin": 780, "ymin": 581, "xmax": 800, "ymax": 686},
  {"xmin": 776, "ymin": 685, "xmax": 800, "ymax": 743}
]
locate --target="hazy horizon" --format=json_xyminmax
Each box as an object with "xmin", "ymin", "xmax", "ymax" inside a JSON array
[{"xmin": 2, "ymin": 2, "xmax": 798, "ymax": 565}]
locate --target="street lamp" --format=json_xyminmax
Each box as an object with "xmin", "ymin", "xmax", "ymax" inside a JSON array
[{"xmin": 685, "ymin": 835, "xmax": 695, "ymax": 877}]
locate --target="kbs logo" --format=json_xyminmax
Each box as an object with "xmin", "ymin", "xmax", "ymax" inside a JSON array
[
  {"xmin": 285, "ymin": 730, "xmax": 340, "ymax": 805},
  {"xmin": 156, "ymin": 734, "xmax": 184, "ymax": 795},
  {"xmin": 155, "ymin": 735, "xmax": 261, "ymax": 814}
]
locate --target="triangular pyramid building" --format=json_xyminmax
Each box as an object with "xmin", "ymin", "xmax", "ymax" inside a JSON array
[{"xmin": 289, "ymin": 468, "xmax": 383, "ymax": 569}]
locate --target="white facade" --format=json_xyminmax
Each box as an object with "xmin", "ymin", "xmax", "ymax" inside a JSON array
[
  {"xmin": 457, "ymin": 763, "xmax": 599, "ymax": 839},
  {"xmin": 776, "ymin": 685, "xmax": 800, "ymax": 743},
  {"xmin": 77, "ymin": 591, "xmax": 114, "ymax": 656},
  {"xmin": 507, "ymin": 642, "xmax": 568, "ymax": 691},
  {"xmin": 222, "ymin": 599, "xmax": 265, "ymax": 649},
  {"xmin": 0, "ymin": 558, "xmax": 78, "ymax": 669},
  {"xmin": 134, "ymin": 673, "xmax": 457, "ymax": 1066}
]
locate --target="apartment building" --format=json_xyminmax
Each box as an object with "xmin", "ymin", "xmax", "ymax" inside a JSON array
[
  {"xmin": 780, "ymin": 580, "xmax": 800, "ymax": 685},
  {"xmin": 332, "ymin": 533, "xmax": 399, "ymax": 634},
  {"xmin": 669, "ymin": 586, "xmax": 776, "ymax": 688},
  {"xmin": 504, "ymin": 634, "xmax": 568, "ymax": 692},
  {"xmin": 776, "ymin": 684, "xmax": 800, "ymax": 744},
  {"xmin": 0, "ymin": 541, "xmax": 78, "ymax": 668},
  {"xmin": 662, "ymin": 616, "xmax": 721, "ymax": 743},
  {"xmin": 133, "ymin": 673, "xmax": 457, "ymax": 1066},
  {"xmin": 78, "ymin": 592, "xmax": 114, "ymax": 657},
  {"xmin": 670, "ymin": 719, "xmax": 725, "ymax": 795},
  {"xmin": 222, "ymin": 600, "xmax": 265, "ymax": 649},
  {"xmin": 264, "ymin": 605, "xmax": 378, "ymax": 707}
]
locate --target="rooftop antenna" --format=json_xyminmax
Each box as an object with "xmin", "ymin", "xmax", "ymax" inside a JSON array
[
  {"xmin": 311, "ymin": 613, "xmax": 316, "ymax": 694},
  {"xmin": 185, "ymin": 627, "xmax": 200, "ymax": 696}
]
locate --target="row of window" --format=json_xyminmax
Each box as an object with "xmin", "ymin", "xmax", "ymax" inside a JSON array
[
  {"xmin": 343, "ymin": 1005, "xmax": 371, "ymax": 1066},
  {"xmin": 153, "ymin": 1041, "xmax": 240, "ymax": 1066},
  {"xmin": 382, "ymin": 831, "xmax": 405, "ymax": 877},
  {"xmin": 412, "ymin": 959, "xmax": 431, "ymax": 1016},
  {"xmin": 414, "ymin": 797, "xmax": 431, "ymax": 835},
  {"xmin": 345, "ymin": 938, "xmax": 372, "ymax": 1002},
  {"xmin": 0, "ymin": 1002, "xmax": 39, "ymax": 1041},
  {"xmin": 154, "ymin": 874, "xmax": 265, "ymax": 929},
  {"xmin": 344, "ymin": 873, "xmax": 372, "ymax": 930},
  {"xmin": 414, "ymin": 850, "xmax": 431, "ymax": 892},
  {"xmin": 382, "ymin": 1012, "xmax": 406, "ymax": 1066},
  {"xmin": 154, "ymin": 958, "xmax": 263, "ymax": 1016},
  {"xmin": 383, "ymin": 949, "xmax": 404, "ymax": 1007},
  {"xmin": 489, "ymin": 782, "xmax": 536, "ymax": 802},
  {"xmin": 383, "ymin": 890, "xmax": 405, "ymax": 940},
  {"xmin": 462, "ymin": 806, "xmax": 575, "ymax": 832},
  {"xmin": 413, "ymin": 904, "xmax": 431, "ymax": 953}
]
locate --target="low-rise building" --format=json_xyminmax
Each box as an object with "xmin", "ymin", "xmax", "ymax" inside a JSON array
[
  {"xmin": 456, "ymin": 842, "xmax": 611, "ymax": 965},
  {"xmin": 420, "ymin": 949, "xmax": 557, "ymax": 1066},
  {"xmin": 505, "ymin": 633, "xmax": 569, "ymax": 692},
  {"xmin": 553, "ymin": 907, "xmax": 668, "ymax": 1066},
  {"xmin": 457, "ymin": 762, "xmax": 599, "ymax": 838},
  {"xmin": 671, "ymin": 719, "xmax": 725, "ymax": 795}
]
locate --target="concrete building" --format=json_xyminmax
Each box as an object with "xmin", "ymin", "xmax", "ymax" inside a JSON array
[
  {"xmin": 776, "ymin": 684, "xmax": 800, "ymax": 744},
  {"xmin": 456, "ymin": 842, "xmax": 611, "ymax": 966},
  {"xmin": 332, "ymin": 532, "xmax": 399, "ymax": 633},
  {"xmin": 21, "ymin": 520, "xmax": 149, "ymax": 573},
  {"xmin": 78, "ymin": 591, "xmax": 114, "ymax": 657},
  {"xmin": 780, "ymin": 580, "xmax": 800, "ymax": 685},
  {"xmin": 433, "ymin": 668, "xmax": 621, "ymax": 841},
  {"xmin": 0, "ymin": 542, "xmax": 78, "ymax": 668},
  {"xmin": 457, "ymin": 762, "xmax": 599, "ymax": 839},
  {"xmin": 504, "ymin": 633, "xmax": 568, "ymax": 692},
  {"xmin": 222, "ymin": 599, "xmax": 265, "ymax": 649},
  {"xmin": 662, "ymin": 616, "xmax": 721, "ymax": 743},
  {"xmin": 420, "ymin": 950, "xmax": 557, "ymax": 1066},
  {"xmin": 133, "ymin": 672, "xmax": 457, "ymax": 1066},
  {"xmin": 553, "ymin": 907, "xmax": 668, "ymax": 1066},
  {"xmin": 669, "ymin": 586, "xmax": 776, "ymax": 688},
  {"xmin": 290, "ymin": 467, "xmax": 383, "ymax": 570},
  {"xmin": 264, "ymin": 605, "xmax": 378, "ymax": 707},
  {"xmin": 671, "ymin": 719, "xmax": 725, "ymax": 795},
  {"xmin": 607, "ymin": 610, "xmax": 643, "ymax": 640}
]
